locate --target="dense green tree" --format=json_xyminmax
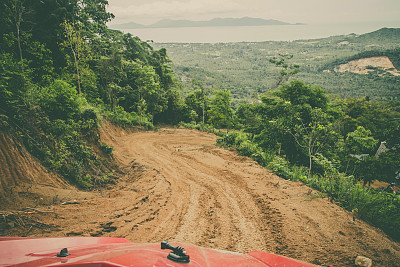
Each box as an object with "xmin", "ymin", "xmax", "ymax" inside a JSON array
[
  {"xmin": 274, "ymin": 80, "xmax": 328, "ymax": 109},
  {"xmin": 96, "ymin": 53, "xmax": 123, "ymax": 108},
  {"xmin": 150, "ymin": 48, "xmax": 174, "ymax": 90},
  {"xmin": 185, "ymin": 89, "xmax": 209, "ymax": 123},
  {"xmin": 124, "ymin": 62, "xmax": 163, "ymax": 123},
  {"xmin": 252, "ymin": 95, "xmax": 293, "ymax": 154},
  {"xmin": 37, "ymin": 80, "xmax": 81, "ymax": 120},
  {"xmin": 236, "ymin": 80, "xmax": 341, "ymax": 174},
  {"xmin": 208, "ymin": 89, "xmax": 233, "ymax": 129},
  {"xmin": 122, "ymin": 33, "xmax": 152, "ymax": 63},
  {"xmin": 233, "ymin": 78, "xmax": 399, "ymax": 184},
  {"xmin": 192, "ymin": 80, "xmax": 208, "ymax": 124},
  {"xmin": 76, "ymin": 0, "xmax": 114, "ymax": 36},
  {"xmin": 290, "ymin": 108, "xmax": 337, "ymax": 177},
  {"xmin": 376, "ymin": 119, "xmax": 400, "ymax": 184},
  {"xmin": 0, "ymin": 0, "xmax": 187, "ymax": 187},
  {"xmin": 155, "ymin": 87, "xmax": 189, "ymax": 124},
  {"xmin": 0, "ymin": 52, "xmax": 27, "ymax": 115},
  {"xmin": 377, "ymin": 150, "xmax": 400, "ymax": 184},
  {"xmin": 234, "ymin": 102, "xmax": 262, "ymax": 133},
  {"xmin": 1, "ymin": 0, "xmax": 26, "ymax": 66},
  {"xmin": 341, "ymin": 98, "xmax": 399, "ymax": 141},
  {"xmin": 344, "ymin": 126, "xmax": 378, "ymax": 155},
  {"xmin": 61, "ymin": 20, "xmax": 92, "ymax": 94}
]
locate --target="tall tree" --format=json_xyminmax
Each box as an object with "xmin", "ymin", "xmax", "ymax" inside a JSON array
[
  {"xmin": 192, "ymin": 80, "xmax": 207, "ymax": 124},
  {"xmin": 269, "ymin": 54, "xmax": 300, "ymax": 90},
  {"xmin": 208, "ymin": 89, "xmax": 233, "ymax": 129},
  {"xmin": 77, "ymin": 0, "xmax": 114, "ymax": 37},
  {"xmin": 97, "ymin": 53, "xmax": 123, "ymax": 108},
  {"xmin": 1, "ymin": 0, "xmax": 30, "ymax": 70},
  {"xmin": 61, "ymin": 20, "xmax": 92, "ymax": 94},
  {"xmin": 185, "ymin": 89, "xmax": 209, "ymax": 124},
  {"xmin": 123, "ymin": 61, "xmax": 162, "ymax": 124},
  {"xmin": 290, "ymin": 108, "xmax": 337, "ymax": 177}
]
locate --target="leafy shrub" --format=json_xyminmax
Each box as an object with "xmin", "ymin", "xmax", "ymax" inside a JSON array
[
  {"xmin": 38, "ymin": 80, "xmax": 80, "ymax": 120},
  {"xmin": 235, "ymin": 132, "xmax": 250, "ymax": 146},
  {"xmin": 216, "ymin": 131, "xmax": 251, "ymax": 148},
  {"xmin": 267, "ymin": 156, "xmax": 294, "ymax": 180},
  {"xmin": 252, "ymin": 151, "xmax": 275, "ymax": 167},
  {"xmin": 302, "ymin": 173, "xmax": 400, "ymax": 240},
  {"xmin": 312, "ymin": 153, "xmax": 339, "ymax": 176},
  {"xmin": 217, "ymin": 129, "xmax": 400, "ymax": 241},
  {"xmin": 80, "ymin": 108, "xmax": 98, "ymax": 121},
  {"xmin": 177, "ymin": 121, "xmax": 221, "ymax": 135},
  {"xmin": 16, "ymin": 90, "xmax": 111, "ymax": 189},
  {"xmin": 219, "ymin": 132, "xmax": 239, "ymax": 147},
  {"xmin": 237, "ymin": 140, "xmax": 260, "ymax": 157},
  {"xmin": 38, "ymin": 118, "xmax": 98, "ymax": 187},
  {"xmin": 0, "ymin": 114, "xmax": 9, "ymax": 129},
  {"xmin": 100, "ymin": 142, "xmax": 114, "ymax": 155},
  {"xmin": 104, "ymin": 106, "xmax": 152, "ymax": 129}
]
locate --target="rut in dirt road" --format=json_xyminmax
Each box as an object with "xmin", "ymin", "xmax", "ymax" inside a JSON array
[
  {"xmin": 113, "ymin": 129, "xmax": 278, "ymax": 253},
  {"xmin": 12, "ymin": 126, "xmax": 400, "ymax": 267},
  {"xmin": 99, "ymin": 127, "xmax": 400, "ymax": 266}
]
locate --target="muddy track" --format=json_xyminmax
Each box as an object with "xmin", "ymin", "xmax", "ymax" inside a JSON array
[{"xmin": 2, "ymin": 127, "xmax": 400, "ymax": 266}]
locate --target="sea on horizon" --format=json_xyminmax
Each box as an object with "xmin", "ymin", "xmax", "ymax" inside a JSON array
[{"xmin": 112, "ymin": 21, "xmax": 400, "ymax": 43}]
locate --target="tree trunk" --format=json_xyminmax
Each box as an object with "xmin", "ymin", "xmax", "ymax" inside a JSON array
[
  {"xmin": 107, "ymin": 85, "xmax": 114, "ymax": 110},
  {"xmin": 202, "ymin": 100, "xmax": 205, "ymax": 124},
  {"xmin": 308, "ymin": 139, "xmax": 312, "ymax": 178},
  {"xmin": 14, "ymin": 1, "xmax": 24, "ymax": 71},
  {"xmin": 71, "ymin": 48, "xmax": 81, "ymax": 94},
  {"xmin": 16, "ymin": 24, "xmax": 23, "ymax": 64},
  {"xmin": 140, "ymin": 97, "xmax": 143, "ymax": 124}
]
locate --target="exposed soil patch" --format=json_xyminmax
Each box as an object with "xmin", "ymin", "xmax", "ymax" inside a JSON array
[
  {"xmin": 334, "ymin": 56, "xmax": 400, "ymax": 76},
  {"xmin": 1, "ymin": 124, "xmax": 400, "ymax": 266},
  {"xmin": 0, "ymin": 131, "xmax": 91, "ymax": 210}
]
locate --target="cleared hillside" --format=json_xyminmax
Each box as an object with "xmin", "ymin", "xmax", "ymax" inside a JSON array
[{"xmin": 334, "ymin": 56, "xmax": 400, "ymax": 76}]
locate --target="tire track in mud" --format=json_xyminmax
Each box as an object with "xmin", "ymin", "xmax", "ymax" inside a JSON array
[
  {"xmin": 114, "ymin": 129, "xmax": 278, "ymax": 253},
  {"xmin": 106, "ymin": 128, "xmax": 400, "ymax": 266},
  {"xmin": 18, "ymin": 126, "xmax": 400, "ymax": 266}
]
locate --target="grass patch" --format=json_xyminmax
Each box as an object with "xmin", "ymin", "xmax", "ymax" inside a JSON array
[{"xmin": 217, "ymin": 130, "xmax": 400, "ymax": 241}]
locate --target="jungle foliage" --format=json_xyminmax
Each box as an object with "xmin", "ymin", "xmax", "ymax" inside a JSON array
[
  {"xmin": 1, "ymin": 1, "xmax": 399, "ymax": 240},
  {"xmin": 213, "ymin": 77, "xmax": 400, "ymax": 240},
  {"xmin": 0, "ymin": 0, "xmax": 194, "ymax": 187}
]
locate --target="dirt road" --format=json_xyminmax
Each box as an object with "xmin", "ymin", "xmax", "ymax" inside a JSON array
[{"xmin": 2, "ymin": 125, "xmax": 400, "ymax": 266}]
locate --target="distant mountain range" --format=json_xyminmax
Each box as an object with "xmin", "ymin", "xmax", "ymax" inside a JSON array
[{"xmin": 111, "ymin": 17, "xmax": 303, "ymax": 29}]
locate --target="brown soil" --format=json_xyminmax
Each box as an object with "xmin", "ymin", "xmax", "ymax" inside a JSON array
[
  {"xmin": 334, "ymin": 56, "xmax": 400, "ymax": 76},
  {"xmin": 0, "ymin": 131, "xmax": 95, "ymax": 209},
  {"xmin": 1, "ymin": 123, "xmax": 400, "ymax": 266}
]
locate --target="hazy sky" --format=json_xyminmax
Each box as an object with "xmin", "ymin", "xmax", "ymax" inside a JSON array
[{"xmin": 107, "ymin": 0, "xmax": 400, "ymax": 25}]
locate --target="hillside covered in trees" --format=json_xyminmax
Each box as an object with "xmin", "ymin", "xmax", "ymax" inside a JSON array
[
  {"xmin": 0, "ymin": 0, "xmax": 194, "ymax": 188},
  {"xmin": 154, "ymin": 28, "xmax": 400, "ymax": 103}
]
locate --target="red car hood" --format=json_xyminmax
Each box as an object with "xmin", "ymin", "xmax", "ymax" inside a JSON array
[{"xmin": 0, "ymin": 237, "xmax": 316, "ymax": 267}]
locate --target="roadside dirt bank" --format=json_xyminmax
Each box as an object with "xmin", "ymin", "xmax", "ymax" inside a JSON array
[{"xmin": 1, "ymin": 124, "xmax": 399, "ymax": 266}]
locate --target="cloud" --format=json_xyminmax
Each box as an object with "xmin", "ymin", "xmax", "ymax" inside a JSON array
[
  {"xmin": 109, "ymin": 0, "xmax": 245, "ymax": 23},
  {"xmin": 107, "ymin": 0, "xmax": 400, "ymax": 25}
]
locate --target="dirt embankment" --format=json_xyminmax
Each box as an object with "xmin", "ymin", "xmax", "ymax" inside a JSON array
[
  {"xmin": 1, "ymin": 123, "xmax": 400, "ymax": 266},
  {"xmin": 0, "ymin": 131, "xmax": 86, "ymax": 208}
]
